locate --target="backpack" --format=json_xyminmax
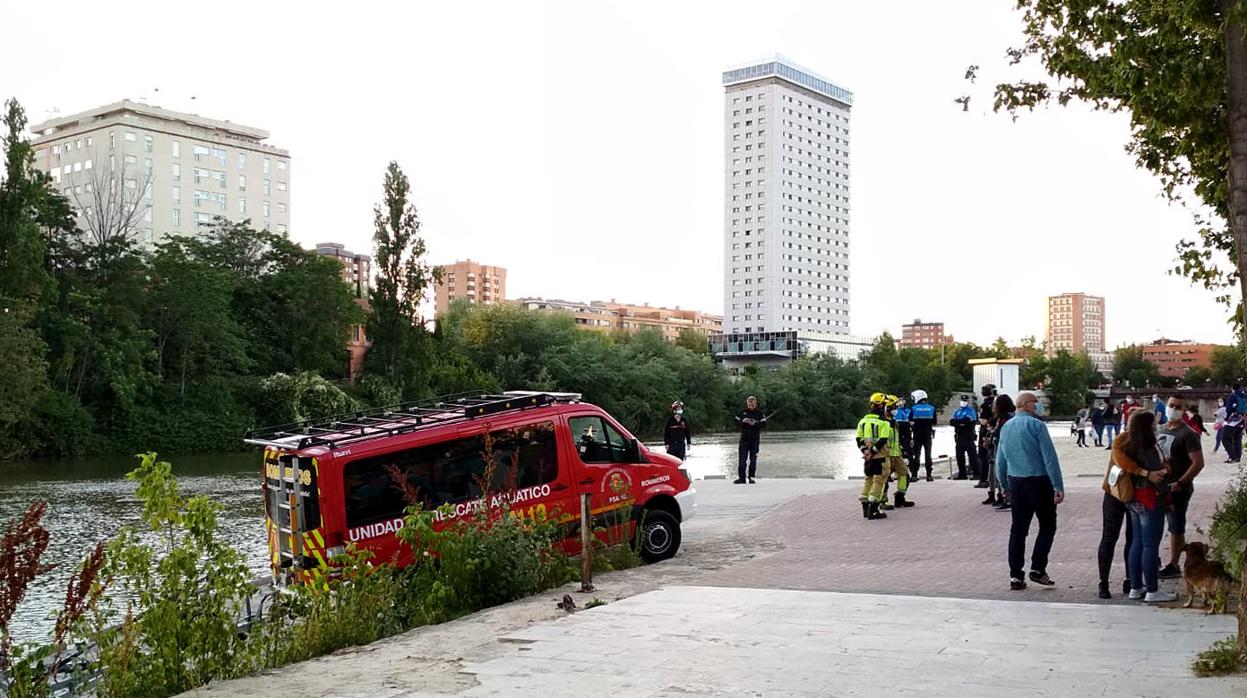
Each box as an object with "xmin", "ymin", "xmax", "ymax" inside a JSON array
[{"xmin": 1236, "ymin": 393, "xmax": 1246, "ymax": 416}]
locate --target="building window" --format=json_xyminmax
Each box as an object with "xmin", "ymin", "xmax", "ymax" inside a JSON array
[
  {"xmin": 144, "ymin": 157, "xmax": 153, "ymax": 175},
  {"xmin": 238, "ymin": 198, "xmax": 246, "ymax": 214},
  {"xmin": 211, "ymin": 148, "xmax": 226, "ymax": 165},
  {"xmin": 276, "ymin": 181, "xmax": 287, "ymax": 192},
  {"xmin": 238, "ymin": 152, "xmax": 247, "ymax": 169},
  {"xmin": 277, "ymin": 224, "xmax": 287, "ymax": 234},
  {"xmin": 172, "ymin": 163, "xmax": 180, "ymax": 180},
  {"xmin": 172, "ymin": 186, "xmax": 180, "ymax": 202},
  {"xmin": 263, "ymin": 179, "xmax": 270, "ymax": 195},
  {"xmin": 277, "ymin": 160, "xmax": 286, "ymax": 171},
  {"xmin": 124, "ymin": 131, "xmax": 136, "ymax": 143},
  {"xmin": 263, "ymin": 201, "xmax": 270, "ymax": 217},
  {"xmin": 276, "ymin": 202, "xmax": 287, "ymax": 214},
  {"xmin": 263, "ymin": 158, "xmax": 271, "ymax": 175},
  {"xmin": 172, "ymin": 208, "xmax": 181, "ymax": 226},
  {"xmin": 238, "ymin": 174, "xmax": 247, "ymax": 191},
  {"xmin": 171, "ymin": 141, "xmax": 180, "ymax": 158},
  {"xmin": 109, "ymin": 132, "xmax": 115, "ymax": 150},
  {"xmin": 144, "ymin": 207, "xmax": 152, "ymax": 223},
  {"xmin": 144, "ymin": 135, "xmax": 153, "ymax": 153}
]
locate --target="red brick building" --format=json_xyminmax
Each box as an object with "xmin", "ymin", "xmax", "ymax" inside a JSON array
[
  {"xmin": 900, "ymin": 319, "xmax": 953, "ymax": 349},
  {"xmin": 1142, "ymin": 339, "xmax": 1216, "ymax": 379}
]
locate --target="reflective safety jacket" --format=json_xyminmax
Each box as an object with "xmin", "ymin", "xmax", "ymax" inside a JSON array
[{"xmin": 855, "ymin": 413, "xmax": 893, "ymax": 460}]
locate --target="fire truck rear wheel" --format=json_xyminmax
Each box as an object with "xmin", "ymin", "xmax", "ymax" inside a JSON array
[{"xmin": 636, "ymin": 509, "xmax": 681, "ymax": 563}]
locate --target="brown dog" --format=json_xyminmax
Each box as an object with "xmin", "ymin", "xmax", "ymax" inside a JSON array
[{"xmin": 1181, "ymin": 542, "xmax": 1234, "ymax": 614}]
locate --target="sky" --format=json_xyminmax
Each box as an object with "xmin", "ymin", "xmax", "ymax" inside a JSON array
[{"xmin": 2, "ymin": 0, "xmax": 1237, "ymax": 348}]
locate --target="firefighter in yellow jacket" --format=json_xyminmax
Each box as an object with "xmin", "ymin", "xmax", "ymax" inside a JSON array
[
  {"xmin": 856, "ymin": 393, "xmax": 893, "ymax": 520},
  {"xmin": 884, "ymin": 394, "xmax": 916, "ymax": 509}
]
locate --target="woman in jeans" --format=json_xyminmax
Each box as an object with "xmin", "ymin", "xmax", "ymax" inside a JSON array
[
  {"xmin": 1113, "ymin": 410, "xmax": 1177, "ymax": 603},
  {"xmin": 1097, "ymin": 435, "xmax": 1133, "ymax": 599}
]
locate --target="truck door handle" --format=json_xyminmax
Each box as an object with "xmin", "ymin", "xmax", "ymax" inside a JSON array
[
  {"xmin": 552, "ymin": 484, "xmax": 569, "ymax": 491},
  {"xmin": 579, "ymin": 478, "xmax": 594, "ymax": 485}
]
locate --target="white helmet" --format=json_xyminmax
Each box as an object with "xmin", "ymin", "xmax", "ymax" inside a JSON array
[{"xmin": 911, "ymin": 389, "xmax": 928, "ymax": 402}]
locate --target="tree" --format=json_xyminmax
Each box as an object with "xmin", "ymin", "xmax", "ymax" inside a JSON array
[
  {"xmin": 70, "ymin": 159, "xmax": 153, "ymax": 256},
  {"xmin": 992, "ymin": 1, "xmax": 1247, "ymax": 356},
  {"xmin": 990, "ymin": 337, "xmax": 1011, "ymax": 359},
  {"xmin": 1113, "ymin": 345, "xmax": 1163, "ymax": 388},
  {"xmin": 365, "ymin": 162, "xmax": 440, "ymax": 394},
  {"xmin": 675, "ymin": 328, "xmax": 709, "ymax": 354},
  {"xmin": 1184, "ymin": 365, "xmax": 1215, "ymax": 386},
  {"xmin": 1045, "ymin": 350, "xmax": 1097, "ymax": 415},
  {"xmin": 1212, "ymin": 344, "xmax": 1247, "ymax": 386}
]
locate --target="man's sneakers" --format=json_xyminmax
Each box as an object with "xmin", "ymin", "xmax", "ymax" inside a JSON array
[
  {"xmin": 1145, "ymin": 590, "xmax": 1178, "ymax": 603},
  {"xmin": 1128, "ymin": 587, "xmax": 1146, "ymax": 600},
  {"xmin": 1158, "ymin": 563, "xmax": 1181, "ymax": 580},
  {"xmin": 1028, "ymin": 570, "xmax": 1055, "ymax": 587},
  {"xmin": 1009, "ymin": 578, "xmax": 1027, "ymax": 591},
  {"xmin": 733, "ymin": 478, "xmax": 746, "ymax": 484},
  {"xmin": 995, "ymin": 500, "xmax": 1012, "ymax": 511}
]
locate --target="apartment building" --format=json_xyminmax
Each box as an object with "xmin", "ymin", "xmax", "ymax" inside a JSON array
[
  {"xmin": 1142, "ymin": 338, "xmax": 1217, "ymax": 379},
  {"xmin": 314, "ymin": 242, "xmax": 372, "ymax": 384},
  {"xmin": 434, "ymin": 260, "xmax": 507, "ymax": 316},
  {"xmin": 30, "ymin": 99, "xmax": 290, "ymax": 245},
  {"xmin": 517, "ymin": 298, "xmax": 723, "ymax": 341},
  {"xmin": 900, "ymin": 319, "xmax": 953, "ymax": 349}
]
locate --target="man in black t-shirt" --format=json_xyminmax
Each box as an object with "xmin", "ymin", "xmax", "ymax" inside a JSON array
[{"xmin": 1155, "ymin": 395, "xmax": 1206, "ymax": 579}]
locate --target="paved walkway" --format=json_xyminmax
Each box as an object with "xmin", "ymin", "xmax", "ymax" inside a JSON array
[
  {"xmin": 184, "ymin": 478, "xmax": 1245, "ymax": 696},
  {"xmin": 699, "ymin": 478, "xmax": 1225, "ymax": 603},
  {"xmin": 458, "ymin": 586, "xmax": 1244, "ymax": 697}
]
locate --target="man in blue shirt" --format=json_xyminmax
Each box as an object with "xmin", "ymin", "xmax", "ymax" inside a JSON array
[{"xmin": 996, "ymin": 391, "xmax": 1065, "ymax": 590}]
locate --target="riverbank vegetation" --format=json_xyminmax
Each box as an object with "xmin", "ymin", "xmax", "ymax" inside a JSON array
[
  {"xmin": 0, "ymin": 452, "xmax": 580, "ymax": 697},
  {"xmin": 1, "ymin": 93, "xmax": 1118, "ymax": 460}
]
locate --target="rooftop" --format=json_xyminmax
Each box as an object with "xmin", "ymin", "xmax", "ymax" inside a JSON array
[
  {"xmin": 722, "ymin": 55, "xmax": 853, "ymax": 106},
  {"xmin": 31, "ymin": 99, "xmax": 271, "ymax": 143}
]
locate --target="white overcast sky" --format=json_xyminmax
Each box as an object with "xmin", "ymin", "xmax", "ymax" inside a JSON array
[{"xmin": 2, "ymin": 0, "xmax": 1236, "ymax": 347}]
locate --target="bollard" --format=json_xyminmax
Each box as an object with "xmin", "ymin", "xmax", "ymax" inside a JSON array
[{"xmin": 580, "ymin": 492, "xmax": 594, "ymax": 592}]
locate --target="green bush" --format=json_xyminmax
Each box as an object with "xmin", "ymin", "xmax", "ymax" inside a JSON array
[
  {"xmin": 1208, "ymin": 469, "xmax": 1247, "ymax": 579},
  {"xmin": 1193, "ymin": 636, "xmax": 1245, "ymax": 676}
]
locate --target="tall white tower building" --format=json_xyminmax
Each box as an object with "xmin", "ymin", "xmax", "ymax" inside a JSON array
[{"xmin": 712, "ymin": 57, "xmax": 864, "ymax": 372}]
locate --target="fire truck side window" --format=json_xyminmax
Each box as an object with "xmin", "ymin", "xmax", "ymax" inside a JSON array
[{"xmin": 343, "ymin": 422, "xmax": 560, "ymax": 527}]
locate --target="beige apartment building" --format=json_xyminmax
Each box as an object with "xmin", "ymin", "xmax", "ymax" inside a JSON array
[
  {"xmin": 30, "ymin": 99, "xmax": 290, "ymax": 245},
  {"xmin": 315, "ymin": 242, "xmax": 372, "ymax": 383},
  {"xmin": 434, "ymin": 260, "xmax": 507, "ymax": 315},
  {"xmin": 1046, "ymin": 292, "xmax": 1111, "ymax": 374},
  {"xmin": 517, "ymin": 297, "xmax": 723, "ymax": 341}
]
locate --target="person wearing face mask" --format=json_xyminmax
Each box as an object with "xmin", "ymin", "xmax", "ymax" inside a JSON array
[
  {"xmin": 663, "ymin": 400, "xmax": 692, "ymax": 461},
  {"xmin": 856, "ymin": 394, "xmax": 894, "ymax": 520},
  {"xmin": 1223, "ymin": 384, "xmax": 1245, "ymax": 464},
  {"xmin": 1102, "ymin": 399, "xmax": 1119, "ymax": 450},
  {"xmin": 949, "ymin": 394, "xmax": 980, "ymax": 481},
  {"xmin": 996, "ymin": 391, "xmax": 1065, "ymax": 591},
  {"xmin": 1120, "ymin": 395, "xmax": 1141, "ymax": 434},
  {"xmin": 1156, "ymin": 395, "xmax": 1206, "ymax": 580},
  {"xmin": 975, "ymin": 385, "xmax": 997, "ymax": 488}
]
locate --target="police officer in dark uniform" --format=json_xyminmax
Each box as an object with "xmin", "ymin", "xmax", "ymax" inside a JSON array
[
  {"xmin": 975, "ymin": 384, "xmax": 997, "ymax": 488},
  {"xmin": 910, "ymin": 390, "xmax": 937, "ymax": 481},
  {"xmin": 734, "ymin": 396, "xmax": 768, "ymax": 484},
  {"xmin": 893, "ymin": 396, "xmax": 914, "ymax": 466}
]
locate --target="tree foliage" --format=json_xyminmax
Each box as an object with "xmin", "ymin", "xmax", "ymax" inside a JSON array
[
  {"xmin": 1113, "ymin": 345, "xmax": 1165, "ymax": 388},
  {"xmin": 365, "ymin": 162, "xmax": 439, "ymax": 395}
]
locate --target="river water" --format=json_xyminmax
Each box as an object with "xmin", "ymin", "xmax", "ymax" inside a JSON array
[{"xmin": 2, "ymin": 425, "xmax": 996, "ymax": 642}]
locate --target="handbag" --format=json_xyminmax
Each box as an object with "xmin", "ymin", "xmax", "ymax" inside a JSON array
[{"xmin": 1105, "ymin": 461, "xmax": 1134, "ymax": 503}]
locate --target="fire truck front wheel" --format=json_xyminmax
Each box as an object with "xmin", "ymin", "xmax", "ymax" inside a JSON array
[{"xmin": 636, "ymin": 509, "xmax": 681, "ymax": 563}]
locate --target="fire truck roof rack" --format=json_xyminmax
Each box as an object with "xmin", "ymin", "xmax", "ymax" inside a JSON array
[{"xmin": 243, "ymin": 390, "xmax": 582, "ymax": 451}]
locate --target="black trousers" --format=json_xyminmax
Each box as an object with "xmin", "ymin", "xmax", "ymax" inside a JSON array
[
  {"xmin": 1224, "ymin": 424, "xmax": 1244, "ymax": 461},
  {"xmin": 955, "ymin": 437, "xmax": 979, "ymax": 478},
  {"xmin": 912, "ymin": 431, "xmax": 933, "ymax": 475},
  {"xmin": 738, "ymin": 441, "xmax": 759, "ymax": 480},
  {"xmin": 1008, "ymin": 476, "xmax": 1058, "ymax": 579},
  {"xmin": 1097, "ymin": 492, "xmax": 1133, "ymax": 584},
  {"xmin": 897, "ymin": 424, "xmax": 914, "ymax": 463}
]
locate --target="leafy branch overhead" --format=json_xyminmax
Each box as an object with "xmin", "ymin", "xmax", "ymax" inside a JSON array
[{"xmin": 981, "ymin": 1, "xmax": 1243, "ymax": 325}]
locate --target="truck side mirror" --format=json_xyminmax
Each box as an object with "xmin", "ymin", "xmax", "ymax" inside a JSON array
[{"xmin": 627, "ymin": 438, "xmax": 644, "ymax": 463}]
